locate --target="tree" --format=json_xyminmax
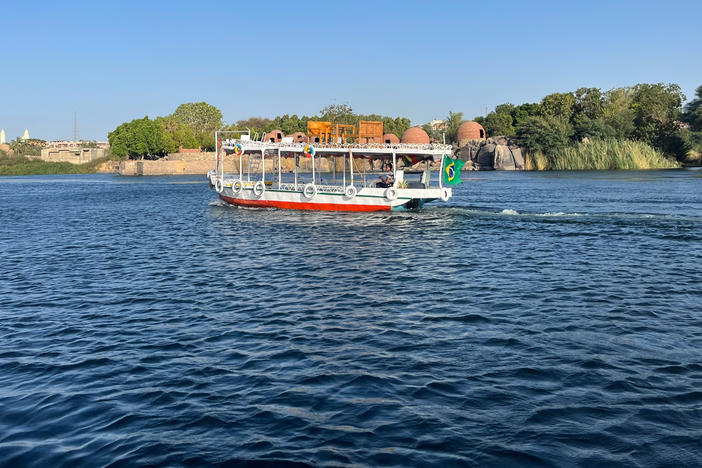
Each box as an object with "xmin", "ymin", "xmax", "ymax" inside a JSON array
[
  {"xmin": 572, "ymin": 114, "xmax": 616, "ymax": 141},
  {"xmin": 108, "ymin": 117, "xmax": 171, "ymax": 159},
  {"xmin": 511, "ymin": 103, "xmax": 541, "ymax": 127},
  {"xmin": 602, "ymin": 87, "xmax": 636, "ymax": 139},
  {"xmin": 9, "ymin": 138, "xmax": 44, "ymax": 156},
  {"xmin": 540, "ymin": 92, "xmax": 576, "ymax": 121},
  {"xmin": 382, "ymin": 117, "xmax": 411, "ymax": 138},
  {"xmin": 574, "ymin": 87, "xmax": 604, "ymax": 119},
  {"xmin": 683, "ymin": 84, "xmax": 702, "ymax": 131},
  {"xmin": 155, "ymin": 116, "xmax": 199, "ymax": 151},
  {"xmin": 630, "ymin": 83, "xmax": 684, "ymax": 148},
  {"xmin": 171, "ymin": 102, "xmax": 223, "ymax": 136},
  {"xmin": 483, "ymin": 111, "xmax": 515, "ymax": 137},
  {"xmin": 516, "ymin": 115, "xmax": 573, "ymax": 155},
  {"xmin": 319, "ymin": 103, "xmax": 355, "ymax": 125},
  {"xmin": 444, "ymin": 111, "xmax": 464, "ymax": 143}
]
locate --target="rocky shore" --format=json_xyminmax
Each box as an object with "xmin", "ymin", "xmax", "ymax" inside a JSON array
[{"xmin": 454, "ymin": 137, "xmax": 526, "ymax": 171}]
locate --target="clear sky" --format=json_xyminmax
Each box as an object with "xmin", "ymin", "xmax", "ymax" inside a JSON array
[{"xmin": 1, "ymin": 0, "xmax": 700, "ymax": 141}]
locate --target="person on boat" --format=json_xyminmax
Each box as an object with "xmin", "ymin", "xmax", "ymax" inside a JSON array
[{"xmin": 376, "ymin": 163, "xmax": 394, "ymax": 188}]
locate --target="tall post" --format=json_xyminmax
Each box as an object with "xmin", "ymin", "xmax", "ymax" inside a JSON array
[
  {"xmin": 439, "ymin": 154, "xmax": 444, "ymax": 189},
  {"xmin": 311, "ymin": 152, "xmax": 316, "ymax": 185},
  {"xmin": 261, "ymin": 149, "xmax": 265, "ymax": 182},
  {"xmin": 349, "ymin": 150, "xmax": 353, "ymax": 186},
  {"xmin": 392, "ymin": 152, "xmax": 396, "ymax": 187},
  {"xmin": 277, "ymin": 148, "xmax": 282, "ymax": 189}
]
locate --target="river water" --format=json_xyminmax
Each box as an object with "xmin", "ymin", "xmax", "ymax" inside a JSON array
[{"xmin": 1, "ymin": 170, "xmax": 701, "ymax": 466}]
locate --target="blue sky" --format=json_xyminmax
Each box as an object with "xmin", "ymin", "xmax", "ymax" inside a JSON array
[{"xmin": 1, "ymin": 0, "xmax": 700, "ymax": 141}]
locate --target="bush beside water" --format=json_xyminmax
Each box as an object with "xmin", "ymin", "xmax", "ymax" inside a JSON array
[
  {"xmin": 525, "ymin": 139, "xmax": 679, "ymax": 170},
  {"xmin": 0, "ymin": 154, "xmax": 112, "ymax": 176}
]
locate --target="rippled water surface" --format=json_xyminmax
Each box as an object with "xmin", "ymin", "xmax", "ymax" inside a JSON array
[{"xmin": 1, "ymin": 170, "xmax": 701, "ymax": 467}]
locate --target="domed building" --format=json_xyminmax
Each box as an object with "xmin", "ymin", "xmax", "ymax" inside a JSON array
[
  {"xmin": 400, "ymin": 127, "xmax": 430, "ymax": 144},
  {"xmin": 263, "ymin": 129, "xmax": 284, "ymax": 143},
  {"xmin": 288, "ymin": 131, "xmax": 307, "ymax": 143},
  {"xmin": 383, "ymin": 133, "xmax": 399, "ymax": 144},
  {"xmin": 457, "ymin": 121, "xmax": 486, "ymax": 145}
]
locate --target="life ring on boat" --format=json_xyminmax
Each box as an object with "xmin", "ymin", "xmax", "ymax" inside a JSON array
[
  {"xmin": 232, "ymin": 180, "xmax": 243, "ymax": 194},
  {"xmin": 253, "ymin": 180, "xmax": 265, "ymax": 197},
  {"xmin": 344, "ymin": 185, "xmax": 357, "ymax": 199},
  {"xmin": 302, "ymin": 183, "xmax": 317, "ymax": 199},
  {"xmin": 440, "ymin": 187, "xmax": 450, "ymax": 202},
  {"xmin": 214, "ymin": 179, "xmax": 223, "ymax": 193},
  {"xmin": 303, "ymin": 145, "xmax": 315, "ymax": 158},
  {"xmin": 233, "ymin": 143, "xmax": 244, "ymax": 156},
  {"xmin": 385, "ymin": 187, "xmax": 398, "ymax": 201}
]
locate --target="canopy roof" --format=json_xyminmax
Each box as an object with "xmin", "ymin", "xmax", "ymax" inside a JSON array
[{"xmin": 221, "ymin": 140, "xmax": 452, "ymax": 157}]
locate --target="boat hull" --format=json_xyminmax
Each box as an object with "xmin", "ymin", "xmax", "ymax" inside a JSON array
[{"xmin": 216, "ymin": 184, "xmax": 445, "ymax": 212}]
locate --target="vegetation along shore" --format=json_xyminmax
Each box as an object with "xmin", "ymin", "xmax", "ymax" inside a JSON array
[{"xmin": 2, "ymin": 82, "xmax": 701, "ymax": 176}]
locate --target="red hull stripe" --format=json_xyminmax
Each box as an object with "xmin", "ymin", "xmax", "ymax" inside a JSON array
[{"xmin": 220, "ymin": 194, "xmax": 391, "ymax": 211}]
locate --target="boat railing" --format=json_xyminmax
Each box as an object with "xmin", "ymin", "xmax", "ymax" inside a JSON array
[{"xmin": 221, "ymin": 140, "xmax": 452, "ymax": 153}]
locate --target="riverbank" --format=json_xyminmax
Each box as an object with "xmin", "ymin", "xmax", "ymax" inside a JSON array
[
  {"xmin": 524, "ymin": 139, "xmax": 680, "ymax": 170},
  {"xmin": 0, "ymin": 155, "xmax": 116, "ymax": 176},
  {"xmin": 0, "ymin": 143, "xmax": 689, "ymax": 176}
]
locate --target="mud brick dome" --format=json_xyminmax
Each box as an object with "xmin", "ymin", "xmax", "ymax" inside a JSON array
[
  {"xmin": 457, "ymin": 121, "xmax": 486, "ymax": 141},
  {"xmin": 400, "ymin": 127, "xmax": 430, "ymax": 144},
  {"xmin": 288, "ymin": 132, "xmax": 307, "ymax": 143},
  {"xmin": 264, "ymin": 129, "xmax": 284, "ymax": 142},
  {"xmin": 383, "ymin": 133, "xmax": 400, "ymax": 144}
]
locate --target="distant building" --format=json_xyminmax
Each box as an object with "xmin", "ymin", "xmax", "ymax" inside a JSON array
[
  {"xmin": 40, "ymin": 147, "xmax": 106, "ymax": 164},
  {"xmin": 21, "ymin": 129, "xmax": 29, "ymax": 140},
  {"xmin": 45, "ymin": 140, "xmax": 110, "ymax": 150},
  {"xmin": 0, "ymin": 129, "xmax": 5, "ymax": 144},
  {"xmin": 428, "ymin": 119, "xmax": 447, "ymax": 131}
]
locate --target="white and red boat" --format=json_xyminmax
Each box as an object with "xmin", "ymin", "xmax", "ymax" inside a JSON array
[{"xmin": 207, "ymin": 130, "xmax": 455, "ymax": 212}]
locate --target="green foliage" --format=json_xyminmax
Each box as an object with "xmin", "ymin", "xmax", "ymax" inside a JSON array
[
  {"xmin": 0, "ymin": 154, "xmax": 111, "ymax": 176},
  {"xmin": 516, "ymin": 115, "xmax": 573, "ymax": 154},
  {"xmin": 443, "ymin": 111, "xmax": 463, "ymax": 143},
  {"xmin": 422, "ymin": 124, "xmax": 439, "ymax": 142},
  {"xmin": 108, "ymin": 117, "xmax": 171, "ymax": 159},
  {"xmin": 683, "ymin": 84, "xmax": 702, "ymax": 131},
  {"xmin": 630, "ymin": 83, "xmax": 684, "ymax": 149},
  {"xmin": 527, "ymin": 138, "xmax": 678, "ymax": 170},
  {"xmin": 574, "ymin": 87, "xmax": 604, "ymax": 119},
  {"xmin": 172, "ymin": 102, "xmax": 223, "ymax": 135},
  {"xmin": 602, "ymin": 88, "xmax": 636, "ymax": 139},
  {"xmin": 9, "ymin": 138, "xmax": 44, "ymax": 156},
  {"xmin": 380, "ymin": 116, "xmax": 410, "ymax": 138},
  {"xmin": 319, "ymin": 103, "xmax": 356, "ymax": 125},
  {"xmin": 540, "ymin": 92, "xmax": 576, "ymax": 121},
  {"xmin": 572, "ymin": 115, "xmax": 616, "ymax": 141},
  {"xmin": 483, "ymin": 112, "xmax": 515, "ymax": 137},
  {"xmin": 196, "ymin": 132, "xmax": 215, "ymax": 152},
  {"xmin": 512, "ymin": 103, "xmax": 541, "ymax": 127},
  {"xmin": 155, "ymin": 116, "xmax": 199, "ymax": 151}
]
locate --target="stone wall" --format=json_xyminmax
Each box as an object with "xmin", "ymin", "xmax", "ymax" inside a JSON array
[{"xmin": 108, "ymin": 152, "xmax": 385, "ymax": 176}]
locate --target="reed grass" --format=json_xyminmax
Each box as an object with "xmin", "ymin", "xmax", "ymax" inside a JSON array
[
  {"xmin": 525, "ymin": 139, "xmax": 678, "ymax": 170},
  {"xmin": 0, "ymin": 154, "xmax": 113, "ymax": 176}
]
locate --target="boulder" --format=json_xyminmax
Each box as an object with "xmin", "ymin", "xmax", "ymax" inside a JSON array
[
  {"xmin": 451, "ymin": 136, "xmax": 527, "ymax": 171},
  {"xmin": 510, "ymin": 147, "xmax": 525, "ymax": 170},
  {"xmin": 476, "ymin": 143, "xmax": 497, "ymax": 169},
  {"xmin": 494, "ymin": 145, "xmax": 515, "ymax": 170}
]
